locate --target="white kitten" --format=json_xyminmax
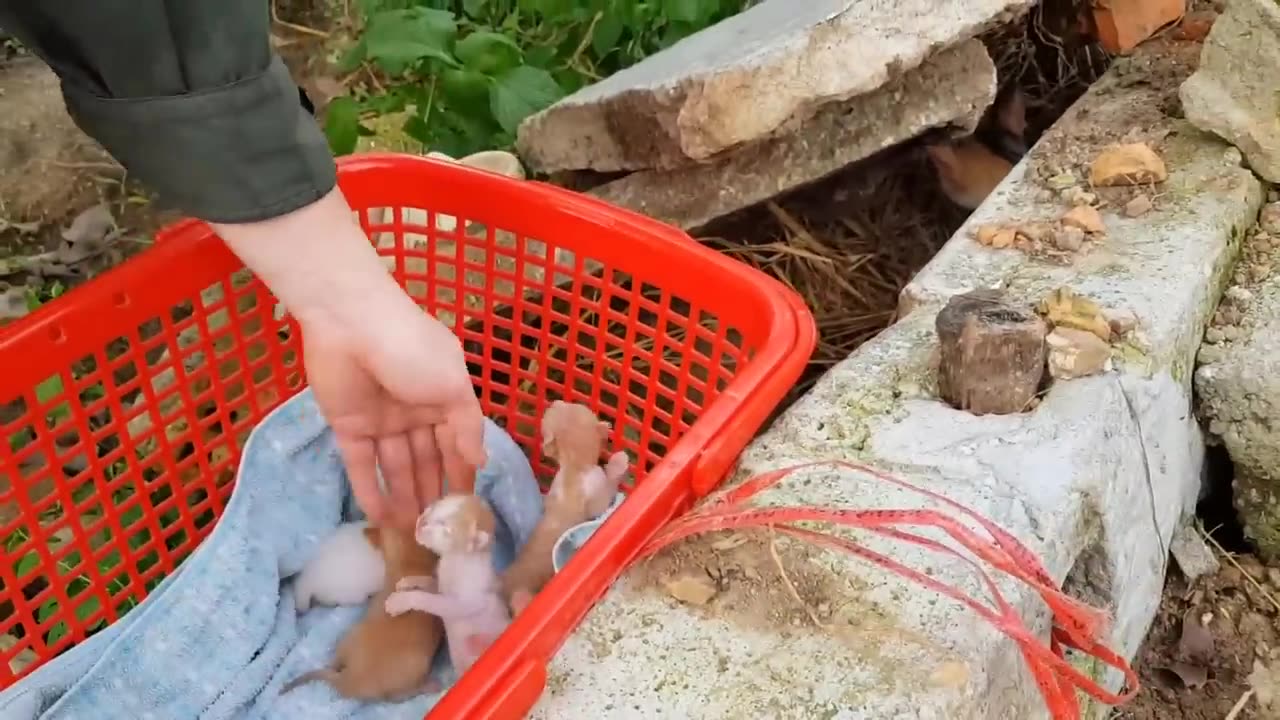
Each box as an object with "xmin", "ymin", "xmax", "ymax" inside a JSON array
[{"xmin": 291, "ymin": 521, "xmax": 386, "ymax": 613}]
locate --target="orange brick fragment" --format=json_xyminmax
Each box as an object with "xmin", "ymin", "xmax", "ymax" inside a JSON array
[{"xmin": 1093, "ymin": 0, "xmax": 1188, "ymax": 54}]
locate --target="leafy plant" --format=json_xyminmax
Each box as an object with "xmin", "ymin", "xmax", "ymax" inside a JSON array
[{"xmin": 325, "ymin": 0, "xmax": 747, "ymax": 158}]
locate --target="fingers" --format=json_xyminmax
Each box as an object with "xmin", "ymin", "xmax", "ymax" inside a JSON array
[
  {"xmin": 335, "ymin": 434, "xmax": 386, "ymax": 527},
  {"xmin": 409, "ymin": 426, "xmax": 443, "ymax": 505},
  {"xmin": 449, "ymin": 400, "xmax": 489, "ymax": 469},
  {"xmin": 436, "ymin": 423, "xmax": 476, "ymax": 494},
  {"xmin": 377, "ymin": 433, "xmax": 419, "ymax": 530}
]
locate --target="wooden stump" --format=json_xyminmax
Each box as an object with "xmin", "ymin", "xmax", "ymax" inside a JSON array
[{"xmin": 935, "ymin": 289, "xmax": 1047, "ymax": 415}]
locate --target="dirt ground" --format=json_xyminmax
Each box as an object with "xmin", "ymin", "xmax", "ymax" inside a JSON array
[
  {"xmin": 1115, "ymin": 543, "xmax": 1280, "ymax": 719},
  {"xmin": 0, "ymin": 0, "xmax": 342, "ymax": 325}
]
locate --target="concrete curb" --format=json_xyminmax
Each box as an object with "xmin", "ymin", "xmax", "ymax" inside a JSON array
[{"xmin": 529, "ymin": 39, "xmax": 1264, "ymax": 719}]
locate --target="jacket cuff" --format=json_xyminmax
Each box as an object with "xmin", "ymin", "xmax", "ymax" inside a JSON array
[{"xmin": 59, "ymin": 55, "xmax": 337, "ymax": 224}]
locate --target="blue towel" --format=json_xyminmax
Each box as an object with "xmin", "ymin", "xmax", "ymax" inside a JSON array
[{"xmin": 0, "ymin": 389, "xmax": 548, "ymax": 720}]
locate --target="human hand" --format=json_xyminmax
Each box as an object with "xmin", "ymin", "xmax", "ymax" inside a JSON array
[
  {"xmin": 300, "ymin": 284, "xmax": 487, "ymax": 529},
  {"xmin": 213, "ymin": 188, "xmax": 488, "ymax": 529}
]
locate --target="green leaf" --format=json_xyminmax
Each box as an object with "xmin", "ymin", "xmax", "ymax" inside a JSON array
[
  {"xmin": 35, "ymin": 375, "xmax": 63, "ymax": 404},
  {"xmin": 455, "ymin": 31, "xmax": 522, "ymax": 75},
  {"xmin": 662, "ymin": 0, "xmax": 717, "ymax": 25},
  {"xmin": 74, "ymin": 594, "xmax": 101, "ymax": 623},
  {"xmin": 520, "ymin": 0, "xmax": 573, "ymax": 17},
  {"xmin": 488, "ymin": 65, "xmax": 565, "ymax": 134},
  {"xmin": 37, "ymin": 598, "xmax": 58, "ymax": 624},
  {"xmin": 324, "ymin": 96, "xmax": 362, "ymax": 156},
  {"xmin": 14, "ymin": 550, "xmax": 40, "ymax": 578},
  {"xmin": 440, "ymin": 68, "xmax": 493, "ymax": 116},
  {"xmin": 462, "ymin": 0, "xmax": 490, "ymax": 18},
  {"xmin": 335, "ymin": 36, "xmax": 368, "ymax": 73},
  {"xmin": 402, "ymin": 114, "xmax": 433, "ymax": 146},
  {"xmin": 592, "ymin": 11, "xmax": 626, "ymax": 57},
  {"xmin": 364, "ymin": 8, "xmax": 460, "ymax": 75}
]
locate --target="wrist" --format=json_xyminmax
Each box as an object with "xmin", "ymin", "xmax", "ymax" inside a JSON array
[{"xmin": 211, "ymin": 187, "xmax": 405, "ymax": 328}]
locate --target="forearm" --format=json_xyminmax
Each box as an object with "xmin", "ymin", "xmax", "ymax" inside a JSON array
[
  {"xmin": 212, "ymin": 188, "xmax": 405, "ymax": 328},
  {"xmin": 0, "ymin": 0, "xmax": 335, "ymax": 224}
]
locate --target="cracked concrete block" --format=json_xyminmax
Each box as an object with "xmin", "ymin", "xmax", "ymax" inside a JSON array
[
  {"xmin": 515, "ymin": 0, "xmax": 1032, "ymax": 174},
  {"xmin": 1179, "ymin": 0, "xmax": 1280, "ymax": 183},
  {"xmin": 1195, "ymin": 201, "xmax": 1280, "ymax": 561},
  {"xmin": 584, "ymin": 38, "xmax": 995, "ymax": 232},
  {"xmin": 528, "ymin": 41, "xmax": 1262, "ymax": 720}
]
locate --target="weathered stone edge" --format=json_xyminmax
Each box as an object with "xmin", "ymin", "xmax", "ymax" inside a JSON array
[{"xmin": 582, "ymin": 39, "xmax": 995, "ymax": 232}]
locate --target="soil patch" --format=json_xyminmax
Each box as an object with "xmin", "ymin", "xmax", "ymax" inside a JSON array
[{"xmin": 1116, "ymin": 544, "xmax": 1280, "ymax": 719}]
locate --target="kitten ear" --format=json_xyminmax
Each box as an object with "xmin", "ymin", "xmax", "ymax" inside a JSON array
[
  {"xmin": 469, "ymin": 529, "xmax": 491, "ymax": 553},
  {"xmin": 596, "ymin": 421, "xmax": 611, "ymax": 443}
]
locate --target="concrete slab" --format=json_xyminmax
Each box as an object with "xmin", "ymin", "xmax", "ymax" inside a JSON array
[
  {"xmin": 515, "ymin": 0, "xmax": 1032, "ymax": 174},
  {"xmin": 1180, "ymin": 0, "xmax": 1280, "ymax": 184},
  {"xmin": 1194, "ymin": 200, "xmax": 1280, "ymax": 561},
  {"xmin": 585, "ymin": 38, "xmax": 995, "ymax": 232},
  {"xmin": 528, "ymin": 40, "xmax": 1264, "ymax": 719}
]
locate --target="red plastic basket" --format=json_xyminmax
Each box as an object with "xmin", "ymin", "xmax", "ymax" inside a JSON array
[{"xmin": 0, "ymin": 153, "xmax": 815, "ymax": 718}]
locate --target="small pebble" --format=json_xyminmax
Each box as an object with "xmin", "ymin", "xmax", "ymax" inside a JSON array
[
  {"xmin": 1198, "ymin": 344, "xmax": 1224, "ymax": 364},
  {"xmin": 1208, "ymin": 418, "xmax": 1227, "ymax": 436},
  {"xmin": 1055, "ymin": 226, "xmax": 1086, "ymax": 251},
  {"xmin": 1260, "ymin": 203, "xmax": 1280, "ymax": 234},
  {"xmin": 1252, "ymin": 264, "xmax": 1272, "ymax": 282},
  {"xmin": 1268, "ymin": 568, "xmax": 1280, "ymax": 588},
  {"xmin": 1225, "ymin": 286, "xmax": 1254, "ymax": 304},
  {"xmin": 1205, "ymin": 327, "xmax": 1226, "ymax": 344},
  {"xmin": 1105, "ymin": 308, "xmax": 1139, "ymax": 336},
  {"xmin": 1064, "ymin": 187, "xmax": 1097, "ymax": 206},
  {"xmin": 1223, "ymin": 147, "xmax": 1243, "ymax": 166},
  {"xmin": 1222, "ymin": 325, "xmax": 1241, "ymax": 342},
  {"xmin": 1124, "ymin": 195, "xmax": 1154, "ymax": 218},
  {"xmin": 1035, "ymin": 188, "xmax": 1055, "ymax": 203},
  {"xmin": 1062, "ymin": 205, "xmax": 1106, "ymax": 234},
  {"xmin": 1047, "ymin": 172, "xmax": 1078, "ymax": 190}
]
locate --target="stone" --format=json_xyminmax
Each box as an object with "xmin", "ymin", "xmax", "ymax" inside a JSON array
[
  {"xmin": 1105, "ymin": 308, "xmax": 1140, "ymax": 337},
  {"xmin": 1124, "ymin": 194, "xmax": 1154, "ymax": 218},
  {"xmin": 663, "ymin": 576, "xmax": 718, "ymax": 606},
  {"xmin": 1038, "ymin": 287, "xmax": 1112, "ymax": 342},
  {"xmin": 1062, "ymin": 204, "xmax": 1106, "ymax": 234},
  {"xmin": 1261, "ymin": 203, "xmax": 1280, "ymax": 234},
  {"xmin": 1170, "ymin": 522, "xmax": 1221, "ymax": 582},
  {"xmin": 584, "ymin": 39, "xmax": 997, "ymax": 232},
  {"xmin": 515, "ymin": 0, "xmax": 1034, "ymax": 173},
  {"xmin": 1089, "ymin": 143, "xmax": 1169, "ymax": 187},
  {"xmin": 530, "ymin": 40, "xmax": 1262, "ymax": 720},
  {"xmin": 935, "ymin": 289, "xmax": 1047, "ymax": 415},
  {"xmin": 1046, "ymin": 327, "xmax": 1112, "ymax": 380},
  {"xmin": 975, "ymin": 224, "xmax": 1002, "ymax": 246},
  {"xmin": 1054, "ymin": 225, "xmax": 1086, "ymax": 252},
  {"xmin": 1180, "ymin": 0, "xmax": 1280, "ymax": 183},
  {"xmin": 1174, "ymin": 12, "xmax": 1218, "ymax": 43}
]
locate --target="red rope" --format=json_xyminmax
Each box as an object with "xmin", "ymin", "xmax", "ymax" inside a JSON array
[{"xmin": 630, "ymin": 461, "xmax": 1139, "ymax": 719}]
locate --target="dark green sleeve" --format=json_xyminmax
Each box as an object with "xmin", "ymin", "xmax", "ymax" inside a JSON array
[{"xmin": 0, "ymin": 1, "xmax": 337, "ymax": 224}]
